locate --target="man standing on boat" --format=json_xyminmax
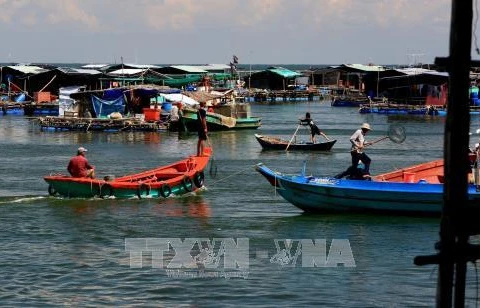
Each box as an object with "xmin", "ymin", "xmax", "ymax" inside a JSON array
[
  {"xmin": 350, "ymin": 123, "xmax": 372, "ymax": 173},
  {"xmin": 299, "ymin": 112, "xmax": 330, "ymax": 143},
  {"xmin": 333, "ymin": 123, "xmax": 372, "ymax": 179},
  {"xmin": 197, "ymin": 101, "xmax": 208, "ymax": 156},
  {"xmin": 67, "ymin": 147, "xmax": 95, "ymax": 178}
]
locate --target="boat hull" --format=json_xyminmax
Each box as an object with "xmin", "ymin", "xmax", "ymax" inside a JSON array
[
  {"xmin": 254, "ymin": 134, "xmax": 336, "ymax": 151},
  {"xmin": 331, "ymin": 99, "xmax": 367, "ymax": 107},
  {"xmin": 180, "ymin": 108, "xmax": 261, "ymax": 131},
  {"xmin": 44, "ymin": 149, "xmax": 211, "ymax": 199},
  {"xmin": 255, "ymin": 162, "xmax": 480, "ymax": 215},
  {"xmin": 358, "ymin": 105, "xmax": 440, "ymax": 115}
]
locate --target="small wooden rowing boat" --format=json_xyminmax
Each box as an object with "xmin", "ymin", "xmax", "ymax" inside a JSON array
[
  {"xmin": 44, "ymin": 148, "xmax": 211, "ymax": 199},
  {"xmin": 254, "ymin": 134, "xmax": 336, "ymax": 151}
]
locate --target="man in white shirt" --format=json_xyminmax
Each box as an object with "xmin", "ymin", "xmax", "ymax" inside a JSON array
[{"xmin": 350, "ymin": 123, "xmax": 372, "ymax": 173}]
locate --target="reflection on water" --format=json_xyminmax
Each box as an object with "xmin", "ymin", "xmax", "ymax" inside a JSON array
[
  {"xmin": 151, "ymin": 195, "xmax": 211, "ymax": 218},
  {"xmin": 40, "ymin": 194, "xmax": 212, "ymax": 219},
  {"xmin": 3, "ymin": 101, "xmax": 480, "ymax": 306}
]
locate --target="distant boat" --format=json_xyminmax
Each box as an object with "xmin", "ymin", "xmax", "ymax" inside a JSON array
[
  {"xmin": 255, "ymin": 159, "xmax": 480, "ymax": 215},
  {"xmin": 44, "ymin": 148, "xmax": 211, "ymax": 199},
  {"xmin": 331, "ymin": 95, "xmax": 370, "ymax": 107},
  {"xmin": 358, "ymin": 103, "xmax": 440, "ymax": 115},
  {"xmin": 180, "ymin": 104, "xmax": 261, "ymax": 131},
  {"xmin": 330, "ymin": 88, "xmax": 369, "ymax": 107},
  {"xmin": 254, "ymin": 134, "xmax": 336, "ymax": 151}
]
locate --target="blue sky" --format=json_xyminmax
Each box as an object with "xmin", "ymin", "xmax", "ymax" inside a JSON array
[{"xmin": 0, "ymin": 0, "xmax": 461, "ymax": 65}]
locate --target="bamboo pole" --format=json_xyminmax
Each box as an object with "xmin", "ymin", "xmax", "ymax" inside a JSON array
[{"xmin": 438, "ymin": 0, "xmax": 472, "ymax": 307}]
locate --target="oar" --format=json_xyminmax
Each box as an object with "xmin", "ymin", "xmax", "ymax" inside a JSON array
[{"xmin": 285, "ymin": 124, "xmax": 301, "ymax": 152}]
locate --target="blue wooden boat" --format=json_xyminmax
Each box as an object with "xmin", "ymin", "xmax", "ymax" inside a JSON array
[
  {"xmin": 358, "ymin": 104, "xmax": 440, "ymax": 115},
  {"xmin": 255, "ymin": 159, "xmax": 480, "ymax": 215}
]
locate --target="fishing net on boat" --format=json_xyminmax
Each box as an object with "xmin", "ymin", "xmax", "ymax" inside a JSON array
[
  {"xmin": 388, "ymin": 124, "xmax": 406, "ymax": 144},
  {"xmin": 220, "ymin": 116, "xmax": 236, "ymax": 128},
  {"xmin": 206, "ymin": 136, "xmax": 218, "ymax": 178}
]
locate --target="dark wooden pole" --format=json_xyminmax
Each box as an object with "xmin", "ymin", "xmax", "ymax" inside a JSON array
[{"xmin": 438, "ymin": 0, "xmax": 472, "ymax": 307}]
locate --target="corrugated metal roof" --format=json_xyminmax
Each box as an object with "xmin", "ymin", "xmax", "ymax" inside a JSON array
[
  {"xmin": 74, "ymin": 68, "xmax": 102, "ymax": 75},
  {"xmin": 196, "ymin": 64, "xmax": 230, "ymax": 71},
  {"xmin": 108, "ymin": 69, "xmax": 146, "ymax": 75},
  {"xmin": 81, "ymin": 64, "xmax": 110, "ymax": 69},
  {"xmin": 267, "ymin": 67, "xmax": 302, "ymax": 78},
  {"xmin": 57, "ymin": 67, "xmax": 101, "ymax": 75},
  {"xmin": 343, "ymin": 64, "xmax": 385, "ymax": 72},
  {"xmin": 395, "ymin": 68, "xmax": 448, "ymax": 76},
  {"xmin": 6, "ymin": 65, "xmax": 48, "ymax": 74},
  {"xmin": 123, "ymin": 63, "xmax": 161, "ymax": 69},
  {"xmin": 171, "ymin": 66, "xmax": 208, "ymax": 73}
]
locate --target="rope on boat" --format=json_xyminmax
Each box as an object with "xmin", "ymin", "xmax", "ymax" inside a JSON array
[{"xmin": 208, "ymin": 165, "xmax": 253, "ymax": 185}]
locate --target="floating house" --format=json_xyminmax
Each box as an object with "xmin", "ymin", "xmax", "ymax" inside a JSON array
[
  {"xmin": 244, "ymin": 66, "xmax": 303, "ymax": 90},
  {"xmin": 362, "ymin": 68, "xmax": 449, "ymax": 106},
  {"xmin": 310, "ymin": 64, "xmax": 385, "ymax": 92}
]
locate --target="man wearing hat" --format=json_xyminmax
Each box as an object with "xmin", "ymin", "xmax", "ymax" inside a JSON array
[
  {"xmin": 334, "ymin": 123, "xmax": 372, "ymax": 179},
  {"xmin": 350, "ymin": 123, "xmax": 372, "ymax": 173},
  {"xmin": 67, "ymin": 147, "xmax": 95, "ymax": 178}
]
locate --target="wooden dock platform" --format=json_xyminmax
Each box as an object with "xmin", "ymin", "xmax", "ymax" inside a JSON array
[{"xmin": 35, "ymin": 116, "xmax": 167, "ymax": 132}]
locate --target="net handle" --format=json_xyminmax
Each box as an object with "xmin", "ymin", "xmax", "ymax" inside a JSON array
[{"xmin": 367, "ymin": 136, "xmax": 389, "ymax": 146}]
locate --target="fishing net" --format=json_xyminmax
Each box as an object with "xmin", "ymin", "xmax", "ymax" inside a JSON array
[
  {"xmin": 387, "ymin": 124, "xmax": 406, "ymax": 144},
  {"xmin": 209, "ymin": 160, "xmax": 218, "ymax": 178}
]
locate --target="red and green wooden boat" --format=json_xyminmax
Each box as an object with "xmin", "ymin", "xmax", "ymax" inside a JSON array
[{"xmin": 44, "ymin": 148, "xmax": 211, "ymax": 199}]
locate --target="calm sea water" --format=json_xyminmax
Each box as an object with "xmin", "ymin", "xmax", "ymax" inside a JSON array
[{"xmin": 1, "ymin": 101, "xmax": 480, "ymax": 307}]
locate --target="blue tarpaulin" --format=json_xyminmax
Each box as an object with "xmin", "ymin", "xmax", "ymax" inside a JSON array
[
  {"xmin": 103, "ymin": 89, "xmax": 125, "ymax": 100},
  {"xmin": 91, "ymin": 95, "xmax": 125, "ymax": 117}
]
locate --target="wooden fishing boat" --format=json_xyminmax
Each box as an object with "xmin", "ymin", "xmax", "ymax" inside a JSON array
[
  {"xmin": 254, "ymin": 134, "xmax": 336, "ymax": 151},
  {"xmin": 255, "ymin": 159, "xmax": 480, "ymax": 215},
  {"xmin": 44, "ymin": 148, "xmax": 211, "ymax": 199},
  {"xmin": 179, "ymin": 104, "xmax": 261, "ymax": 131}
]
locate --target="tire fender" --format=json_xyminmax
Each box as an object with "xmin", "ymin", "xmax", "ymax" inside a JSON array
[
  {"xmin": 159, "ymin": 184, "xmax": 172, "ymax": 198},
  {"xmin": 48, "ymin": 184, "xmax": 56, "ymax": 196},
  {"xmin": 182, "ymin": 176, "xmax": 194, "ymax": 192},
  {"xmin": 137, "ymin": 183, "xmax": 151, "ymax": 199},
  {"xmin": 193, "ymin": 171, "xmax": 205, "ymax": 188},
  {"xmin": 100, "ymin": 184, "xmax": 113, "ymax": 198}
]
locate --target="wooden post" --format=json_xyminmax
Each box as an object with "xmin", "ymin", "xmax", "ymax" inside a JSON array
[{"xmin": 438, "ymin": 0, "xmax": 472, "ymax": 307}]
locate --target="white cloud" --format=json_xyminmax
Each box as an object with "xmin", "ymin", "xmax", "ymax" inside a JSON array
[{"xmin": 0, "ymin": 0, "xmax": 456, "ymax": 63}]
